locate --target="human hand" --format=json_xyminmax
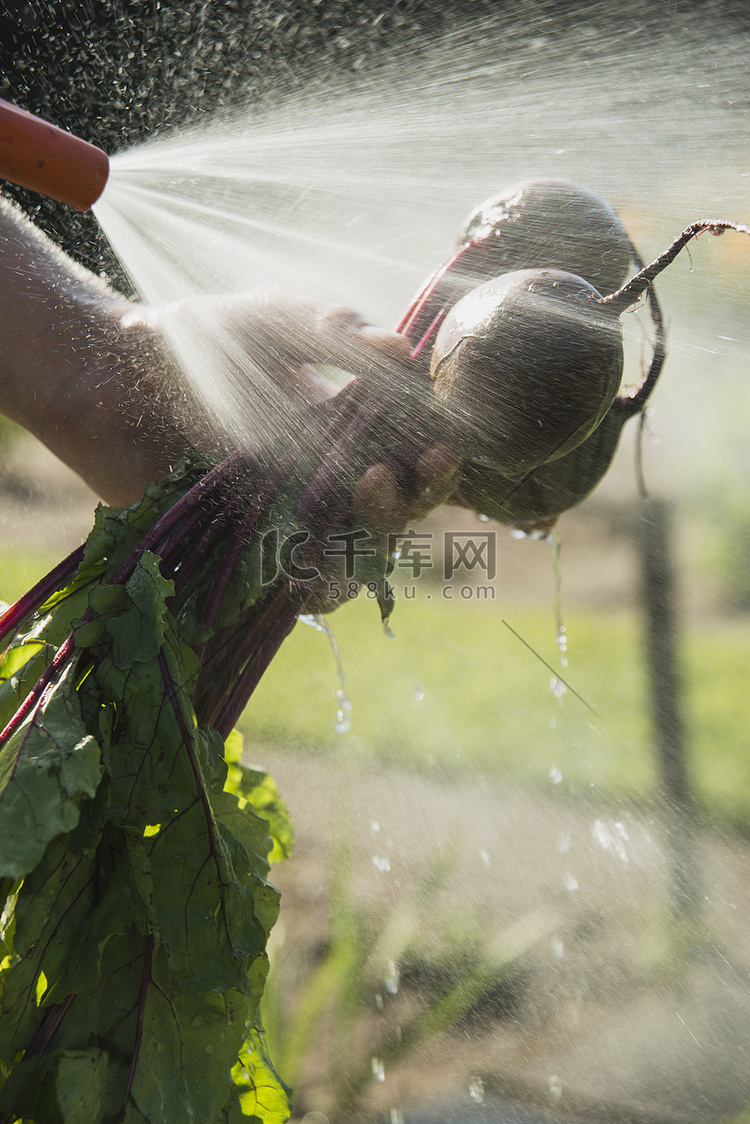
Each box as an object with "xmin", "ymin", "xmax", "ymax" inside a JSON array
[{"xmin": 0, "ymin": 199, "xmax": 459, "ymax": 523}]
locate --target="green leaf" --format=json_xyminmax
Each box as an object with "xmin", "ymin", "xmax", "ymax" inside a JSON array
[
  {"xmin": 0, "ymin": 841, "xmax": 98, "ymax": 1064},
  {"xmin": 228, "ymin": 1030, "xmax": 291, "ymax": 1124},
  {"xmin": 107, "ymin": 556, "xmax": 175, "ymax": 670},
  {"xmin": 225, "ymin": 766, "xmax": 294, "ymax": 866},
  {"xmin": 127, "ymin": 942, "xmax": 250, "ymax": 1124},
  {"xmin": 126, "ymin": 808, "xmax": 267, "ymax": 995},
  {"xmin": 223, "ymin": 732, "xmax": 294, "ymax": 864},
  {"xmin": 0, "ymin": 661, "xmax": 102, "ymax": 879},
  {"xmin": 223, "ymin": 728, "xmax": 245, "ymax": 766},
  {"xmin": 47, "ymin": 1047, "xmax": 118, "ymax": 1124}
]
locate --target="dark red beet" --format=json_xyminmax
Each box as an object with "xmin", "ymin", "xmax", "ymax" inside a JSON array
[
  {"xmin": 430, "ymin": 268, "xmax": 623, "ymax": 478},
  {"xmin": 456, "ymin": 178, "xmax": 633, "ymax": 296}
]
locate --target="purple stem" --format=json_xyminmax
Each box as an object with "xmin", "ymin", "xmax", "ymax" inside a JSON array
[
  {"xmin": 25, "ymin": 991, "xmax": 76, "ymax": 1057},
  {"xmin": 410, "ymin": 310, "xmax": 447, "ymax": 360},
  {"xmin": 154, "ymin": 504, "xmax": 218, "ymax": 577},
  {"xmin": 210, "ymin": 590, "xmax": 302, "ymax": 738},
  {"xmin": 396, "ymin": 242, "xmax": 483, "ymax": 343},
  {"xmin": 0, "ymin": 633, "xmax": 76, "ymax": 748},
  {"xmin": 108, "ymin": 451, "xmax": 250, "ymax": 590},
  {"xmin": 196, "ymin": 454, "xmax": 300, "ymax": 634},
  {"xmin": 0, "ymin": 544, "xmax": 85, "ymax": 650}
]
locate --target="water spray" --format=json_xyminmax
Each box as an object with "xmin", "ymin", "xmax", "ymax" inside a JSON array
[{"xmin": 0, "ymin": 97, "xmax": 109, "ymax": 211}]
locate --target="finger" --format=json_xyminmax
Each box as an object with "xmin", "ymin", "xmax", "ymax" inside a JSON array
[
  {"xmin": 352, "ymin": 463, "xmax": 409, "ymax": 535},
  {"xmin": 212, "ymin": 293, "xmax": 413, "ymax": 389},
  {"xmin": 351, "ymin": 324, "xmax": 413, "ymax": 363},
  {"xmin": 315, "ymin": 305, "xmax": 412, "ymax": 372},
  {"xmin": 410, "ymin": 444, "xmax": 462, "ymax": 519}
]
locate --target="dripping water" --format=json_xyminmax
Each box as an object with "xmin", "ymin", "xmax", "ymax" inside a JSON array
[
  {"xmin": 545, "ymin": 527, "xmax": 570, "ymax": 701},
  {"xmin": 297, "ymin": 613, "xmax": 352, "ymax": 733}
]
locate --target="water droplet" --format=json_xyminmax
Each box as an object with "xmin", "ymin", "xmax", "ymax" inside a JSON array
[
  {"xmin": 477, "ymin": 512, "xmax": 490, "ymax": 522},
  {"xmin": 468, "ymin": 1076, "xmax": 485, "ymax": 1103},
  {"xmin": 551, "ymin": 936, "xmax": 565, "ymax": 959},
  {"xmin": 547, "ymin": 530, "xmax": 570, "ymax": 669},
  {"xmin": 297, "ymin": 613, "xmax": 323, "ymax": 631},
  {"xmin": 549, "ymin": 676, "xmax": 567, "ymax": 699},
  {"xmin": 592, "ymin": 819, "xmax": 630, "ymax": 864},
  {"xmin": 371, "ymin": 820, "xmax": 380, "ymax": 833},
  {"xmin": 510, "ymin": 527, "xmax": 527, "ymax": 539},
  {"xmin": 206, "ymin": 1043, "xmax": 214, "ymax": 1054},
  {"xmin": 383, "ymin": 618, "xmax": 395, "ymax": 639},
  {"xmin": 556, "ymin": 624, "xmax": 568, "ymax": 668},
  {"xmin": 385, "ymin": 959, "xmax": 400, "ymax": 995},
  {"xmin": 192, "ymin": 1015, "xmax": 204, "ymax": 1028},
  {"xmin": 375, "ymin": 992, "xmax": 384, "ymax": 1011},
  {"xmin": 390, "ymin": 1110, "xmax": 404, "ymax": 1124},
  {"xmin": 414, "ymin": 683, "xmax": 425, "ymax": 702},
  {"xmin": 479, "ymin": 848, "xmax": 491, "ymax": 867},
  {"xmin": 557, "ymin": 830, "xmax": 571, "ymax": 854},
  {"xmin": 549, "ymin": 766, "xmax": 563, "ymax": 785},
  {"xmin": 301, "ymin": 1114, "xmax": 330, "ymax": 1124},
  {"xmin": 563, "ymin": 872, "xmax": 579, "ymax": 892},
  {"xmin": 335, "ymin": 688, "xmax": 352, "ymax": 734},
  {"xmin": 548, "ymin": 1074, "xmax": 563, "ymax": 1101},
  {"xmin": 372, "ymin": 1057, "xmax": 386, "ymax": 1082},
  {"xmin": 157, "ymin": 1041, "xmax": 165, "ymax": 1053},
  {"xmin": 372, "ymin": 855, "xmax": 391, "ymax": 873}
]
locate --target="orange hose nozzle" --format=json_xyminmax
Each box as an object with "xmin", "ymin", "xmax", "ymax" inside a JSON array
[{"xmin": 0, "ymin": 98, "xmax": 109, "ymax": 211}]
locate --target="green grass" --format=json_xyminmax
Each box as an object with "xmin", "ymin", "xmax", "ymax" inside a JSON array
[
  {"xmin": 241, "ymin": 593, "xmax": 750, "ymax": 830},
  {"xmin": 0, "ymin": 546, "xmax": 62, "ymax": 607},
  {"xmin": 241, "ymin": 595, "xmax": 653, "ymax": 791},
  {"xmin": 4, "ymin": 545, "xmax": 750, "ymax": 829}
]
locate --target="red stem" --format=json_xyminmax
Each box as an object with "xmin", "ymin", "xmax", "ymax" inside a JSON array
[
  {"xmin": 0, "ymin": 544, "xmax": 85, "ymax": 650},
  {"xmin": 121, "ymin": 933, "xmax": 155, "ymax": 1114},
  {"xmin": 0, "ymin": 633, "xmax": 76, "ymax": 748}
]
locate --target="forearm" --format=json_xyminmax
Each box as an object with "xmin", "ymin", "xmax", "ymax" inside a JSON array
[
  {"xmin": 0, "ymin": 197, "xmax": 186, "ymax": 502},
  {"xmin": 0, "ymin": 196, "xmax": 116, "ymax": 410}
]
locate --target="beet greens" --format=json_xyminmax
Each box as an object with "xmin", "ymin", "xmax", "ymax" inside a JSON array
[{"xmin": 0, "ymin": 458, "xmax": 293, "ymax": 1123}]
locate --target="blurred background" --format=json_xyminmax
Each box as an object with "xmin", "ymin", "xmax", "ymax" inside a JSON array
[{"xmin": 2, "ymin": 2, "xmax": 750, "ymax": 1121}]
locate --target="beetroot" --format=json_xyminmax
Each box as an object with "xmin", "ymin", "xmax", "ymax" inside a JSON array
[
  {"xmin": 429, "ymin": 268, "xmax": 623, "ymax": 477},
  {"xmin": 456, "ymin": 178, "xmax": 633, "ymax": 296}
]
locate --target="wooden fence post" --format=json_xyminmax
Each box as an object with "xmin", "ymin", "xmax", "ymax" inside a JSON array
[{"xmin": 640, "ymin": 497, "xmax": 701, "ymax": 923}]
